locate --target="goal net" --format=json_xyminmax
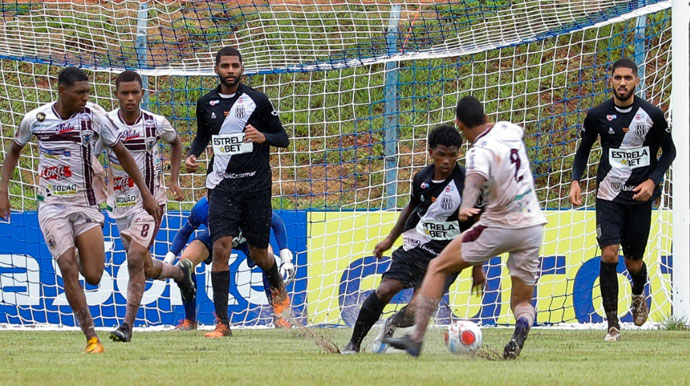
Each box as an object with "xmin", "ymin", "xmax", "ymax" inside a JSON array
[{"xmin": 0, "ymin": 0, "xmax": 677, "ymax": 328}]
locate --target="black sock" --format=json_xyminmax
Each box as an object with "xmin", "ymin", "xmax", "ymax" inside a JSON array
[
  {"xmin": 211, "ymin": 271, "xmax": 230, "ymax": 325},
  {"xmin": 630, "ymin": 262, "xmax": 647, "ymax": 296},
  {"xmin": 264, "ymin": 261, "xmax": 283, "ymax": 289},
  {"xmin": 600, "ymin": 261, "xmax": 619, "ymax": 328},
  {"xmin": 350, "ymin": 293, "xmax": 387, "ymax": 347},
  {"xmin": 389, "ymin": 304, "xmax": 415, "ymax": 328}
]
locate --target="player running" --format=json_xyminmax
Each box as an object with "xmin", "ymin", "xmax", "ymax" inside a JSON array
[
  {"xmin": 164, "ymin": 196, "xmax": 296, "ymax": 331},
  {"xmin": 0, "ymin": 67, "xmax": 161, "ymax": 353},
  {"xmin": 386, "ymin": 96, "xmax": 547, "ymax": 359},
  {"xmin": 568, "ymin": 58, "xmax": 676, "ymax": 341},
  {"xmin": 105, "ymin": 70, "xmax": 196, "ymax": 342},
  {"xmin": 341, "ymin": 124, "xmax": 485, "ymax": 354}
]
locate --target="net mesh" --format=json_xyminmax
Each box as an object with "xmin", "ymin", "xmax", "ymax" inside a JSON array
[{"xmin": 0, "ymin": 0, "xmax": 675, "ymax": 328}]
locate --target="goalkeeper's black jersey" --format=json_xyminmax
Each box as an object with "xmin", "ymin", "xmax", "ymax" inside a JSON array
[
  {"xmin": 572, "ymin": 97, "xmax": 675, "ymax": 204},
  {"xmin": 400, "ymin": 164, "xmax": 478, "ymax": 255}
]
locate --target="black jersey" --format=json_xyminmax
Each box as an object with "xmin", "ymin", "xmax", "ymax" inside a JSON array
[
  {"xmin": 400, "ymin": 163, "xmax": 474, "ymax": 255},
  {"xmin": 572, "ymin": 97, "xmax": 676, "ymax": 204},
  {"xmin": 188, "ymin": 83, "xmax": 289, "ymax": 192}
]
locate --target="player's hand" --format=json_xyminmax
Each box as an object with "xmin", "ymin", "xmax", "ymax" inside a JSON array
[
  {"xmin": 373, "ymin": 238, "xmax": 393, "ymax": 259},
  {"xmin": 169, "ymin": 181, "xmax": 184, "ymax": 201},
  {"xmin": 243, "ymin": 124, "xmax": 266, "ymax": 144},
  {"xmin": 185, "ymin": 154, "xmax": 199, "ymax": 173},
  {"xmin": 568, "ymin": 180, "xmax": 582, "ymax": 206},
  {"xmin": 459, "ymin": 207, "xmax": 481, "ymax": 222},
  {"xmin": 632, "ymin": 179, "xmax": 655, "ymax": 202},
  {"xmin": 0, "ymin": 191, "xmax": 10, "ymax": 221},
  {"xmin": 471, "ymin": 265, "xmax": 486, "ymax": 296},
  {"xmin": 142, "ymin": 193, "xmax": 162, "ymax": 222}
]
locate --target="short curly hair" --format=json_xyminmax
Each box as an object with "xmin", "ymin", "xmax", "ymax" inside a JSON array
[{"xmin": 428, "ymin": 124, "xmax": 462, "ymax": 149}]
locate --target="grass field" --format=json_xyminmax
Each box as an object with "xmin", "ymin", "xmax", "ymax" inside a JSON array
[{"xmin": 2, "ymin": 327, "xmax": 690, "ymax": 385}]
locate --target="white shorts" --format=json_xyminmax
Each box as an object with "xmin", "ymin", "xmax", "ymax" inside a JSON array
[
  {"xmin": 38, "ymin": 203, "xmax": 104, "ymax": 259},
  {"xmin": 115, "ymin": 208, "xmax": 161, "ymax": 250},
  {"xmin": 461, "ymin": 223, "xmax": 544, "ymax": 286}
]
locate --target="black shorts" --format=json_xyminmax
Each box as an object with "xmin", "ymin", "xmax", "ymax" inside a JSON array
[
  {"xmin": 382, "ymin": 247, "xmax": 459, "ymax": 290},
  {"xmin": 207, "ymin": 184, "xmax": 272, "ymax": 248},
  {"xmin": 595, "ymin": 198, "xmax": 652, "ymax": 260}
]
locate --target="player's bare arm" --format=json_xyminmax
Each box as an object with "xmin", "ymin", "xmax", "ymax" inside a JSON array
[
  {"xmin": 168, "ymin": 134, "xmax": 184, "ymax": 201},
  {"xmin": 373, "ymin": 201, "xmax": 414, "ymax": 258},
  {"xmin": 110, "ymin": 142, "xmax": 161, "ymax": 221},
  {"xmin": 458, "ymin": 173, "xmax": 486, "ymax": 221},
  {"xmin": 568, "ymin": 180, "xmax": 582, "ymax": 206},
  {"xmin": 0, "ymin": 141, "xmax": 23, "ymax": 219}
]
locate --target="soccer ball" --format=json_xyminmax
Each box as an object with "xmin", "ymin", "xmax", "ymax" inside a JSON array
[{"xmin": 444, "ymin": 320, "xmax": 482, "ymax": 354}]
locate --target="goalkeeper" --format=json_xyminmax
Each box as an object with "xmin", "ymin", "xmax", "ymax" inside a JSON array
[{"xmin": 164, "ymin": 195, "xmax": 296, "ymax": 331}]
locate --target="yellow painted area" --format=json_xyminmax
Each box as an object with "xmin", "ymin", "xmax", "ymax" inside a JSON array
[{"xmin": 307, "ymin": 210, "xmax": 673, "ymax": 325}]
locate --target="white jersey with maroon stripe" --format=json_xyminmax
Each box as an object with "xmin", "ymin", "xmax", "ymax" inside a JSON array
[
  {"xmin": 466, "ymin": 121, "xmax": 547, "ymax": 228},
  {"xmin": 105, "ymin": 108, "xmax": 177, "ymax": 219},
  {"xmin": 14, "ymin": 102, "xmax": 120, "ymax": 207}
]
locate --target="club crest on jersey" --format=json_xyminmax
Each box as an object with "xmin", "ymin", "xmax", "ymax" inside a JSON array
[
  {"xmin": 210, "ymin": 100, "xmax": 219, "ymax": 106},
  {"xmin": 145, "ymin": 137, "xmax": 157, "ymax": 151},
  {"xmin": 235, "ymin": 106, "xmax": 246, "ymax": 118},
  {"xmin": 80, "ymin": 131, "xmax": 93, "ymax": 143},
  {"xmin": 606, "ymin": 114, "xmax": 617, "ymax": 121},
  {"xmin": 37, "ymin": 112, "xmax": 46, "ymax": 122},
  {"xmin": 441, "ymin": 196, "xmax": 453, "ymax": 210}
]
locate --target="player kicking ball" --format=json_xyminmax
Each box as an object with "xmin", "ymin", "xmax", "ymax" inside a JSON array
[
  {"xmin": 385, "ymin": 96, "xmax": 547, "ymax": 359},
  {"xmin": 105, "ymin": 70, "xmax": 195, "ymax": 342},
  {"xmin": 341, "ymin": 124, "xmax": 485, "ymax": 354},
  {"xmin": 0, "ymin": 67, "xmax": 161, "ymax": 353},
  {"xmin": 164, "ymin": 196, "xmax": 296, "ymax": 331}
]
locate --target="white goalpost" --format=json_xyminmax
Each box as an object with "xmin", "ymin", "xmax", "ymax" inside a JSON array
[{"xmin": 0, "ymin": 0, "xmax": 687, "ymax": 329}]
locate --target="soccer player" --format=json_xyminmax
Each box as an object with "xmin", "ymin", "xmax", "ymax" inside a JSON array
[
  {"xmin": 385, "ymin": 96, "xmax": 547, "ymax": 359},
  {"xmin": 105, "ymin": 70, "xmax": 196, "ymax": 342},
  {"xmin": 185, "ymin": 47, "xmax": 290, "ymax": 338},
  {"xmin": 163, "ymin": 195, "xmax": 296, "ymax": 330},
  {"xmin": 0, "ymin": 67, "xmax": 161, "ymax": 353},
  {"xmin": 341, "ymin": 124, "xmax": 485, "ymax": 354},
  {"xmin": 568, "ymin": 58, "xmax": 676, "ymax": 341}
]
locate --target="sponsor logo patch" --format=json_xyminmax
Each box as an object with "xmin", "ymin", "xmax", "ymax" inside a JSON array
[{"xmin": 41, "ymin": 165, "xmax": 72, "ymax": 180}]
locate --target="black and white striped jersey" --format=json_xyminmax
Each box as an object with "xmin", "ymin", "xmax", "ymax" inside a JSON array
[{"xmin": 572, "ymin": 97, "xmax": 676, "ymax": 204}]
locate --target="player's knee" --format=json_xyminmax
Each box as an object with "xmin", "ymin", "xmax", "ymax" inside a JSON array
[
  {"xmin": 82, "ymin": 269, "xmax": 102, "ymax": 286},
  {"xmin": 126, "ymin": 249, "xmax": 146, "ymax": 271},
  {"xmin": 212, "ymin": 241, "xmax": 231, "ymax": 264},
  {"xmin": 600, "ymin": 248, "xmax": 619, "ymax": 264},
  {"xmin": 624, "ymin": 257, "xmax": 643, "ymax": 272},
  {"xmin": 375, "ymin": 282, "xmax": 401, "ymax": 303}
]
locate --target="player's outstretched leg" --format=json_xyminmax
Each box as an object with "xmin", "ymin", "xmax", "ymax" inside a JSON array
[
  {"xmin": 176, "ymin": 265, "xmax": 198, "ymax": 330},
  {"xmin": 503, "ymin": 316, "xmax": 530, "ymax": 360},
  {"xmin": 382, "ymin": 335, "xmax": 422, "ymax": 357}
]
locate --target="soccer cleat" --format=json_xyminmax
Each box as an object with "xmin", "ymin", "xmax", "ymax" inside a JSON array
[
  {"xmin": 383, "ymin": 335, "xmax": 422, "ymax": 357},
  {"xmin": 175, "ymin": 259, "xmax": 196, "ymax": 305},
  {"xmin": 503, "ymin": 317, "xmax": 530, "ymax": 360},
  {"xmin": 270, "ymin": 285, "xmax": 291, "ymax": 317},
  {"xmin": 83, "ymin": 337, "xmax": 104, "ymax": 354},
  {"xmin": 274, "ymin": 316, "xmax": 291, "ymax": 329},
  {"xmin": 204, "ymin": 321, "xmax": 232, "ymax": 338},
  {"xmin": 110, "ymin": 323, "xmax": 132, "ymax": 342},
  {"xmin": 340, "ymin": 341, "xmax": 360, "ymax": 354},
  {"xmin": 175, "ymin": 319, "xmax": 198, "ymax": 331},
  {"xmin": 604, "ymin": 326, "xmax": 620, "ymax": 342},
  {"xmin": 631, "ymin": 294, "xmax": 649, "ymax": 326},
  {"xmin": 372, "ymin": 316, "xmax": 396, "ymax": 353}
]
